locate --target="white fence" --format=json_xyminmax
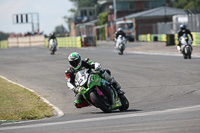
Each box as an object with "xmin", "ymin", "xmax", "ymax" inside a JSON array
[{"xmin": 8, "ymin": 35, "xmax": 45, "ymax": 47}]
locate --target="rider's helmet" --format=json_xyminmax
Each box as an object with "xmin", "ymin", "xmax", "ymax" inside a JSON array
[
  {"xmin": 180, "ymin": 24, "xmax": 186, "ymax": 32},
  {"xmin": 117, "ymin": 28, "xmax": 123, "ymax": 34},
  {"xmin": 50, "ymin": 32, "xmax": 55, "ymax": 36},
  {"xmin": 68, "ymin": 52, "xmax": 82, "ymax": 70}
]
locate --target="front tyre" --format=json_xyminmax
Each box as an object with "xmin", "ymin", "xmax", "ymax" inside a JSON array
[
  {"xmin": 119, "ymin": 95, "xmax": 129, "ymax": 111},
  {"xmin": 90, "ymin": 92, "xmax": 112, "ymax": 113},
  {"xmin": 183, "ymin": 54, "xmax": 187, "ymax": 59},
  {"xmin": 118, "ymin": 44, "xmax": 124, "ymax": 55}
]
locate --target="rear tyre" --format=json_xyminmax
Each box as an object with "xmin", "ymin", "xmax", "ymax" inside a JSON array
[
  {"xmin": 183, "ymin": 55, "xmax": 187, "ymax": 59},
  {"xmin": 50, "ymin": 51, "xmax": 55, "ymax": 55},
  {"xmin": 119, "ymin": 95, "xmax": 129, "ymax": 111},
  {"xmin": 90, "ymin": 92, "xmax": 112, "ymax": 113},
  {"xmin": 118, "ymin": 44, "xmax": 124, "ymax": 55},
  {"xmin": 121, "ymin": 50, "xmax": 123, "ymax": 55},
  {"xmin": 118, "ymin": 51, "xmax": 123, "ymax": 55},
  {"xmin": 188, "ymin": 48, "xmax": 192, "ymax": 59}
]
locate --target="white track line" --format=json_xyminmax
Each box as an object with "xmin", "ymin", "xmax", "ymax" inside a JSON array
[
  {"xmin": 1, "ymin": 105, "xmax": 200, "ymax": 130},
  {"xmin": 0, "ymin": 75, "xmax": 64, "ymax": 119}
]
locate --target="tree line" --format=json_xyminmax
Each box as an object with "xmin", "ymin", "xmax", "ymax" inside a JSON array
[
  {"xmin": 0, "ymin": 32, "xmax": 10, "ymax": 41},
  {"xmin": 173, "ymin": 0, "xmax": 200, "ymax": 12}
]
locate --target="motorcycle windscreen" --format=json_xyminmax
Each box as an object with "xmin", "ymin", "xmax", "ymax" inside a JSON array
[{"xmin": 75, "ymin": 69, "xmax": 89, "ymax": 86}]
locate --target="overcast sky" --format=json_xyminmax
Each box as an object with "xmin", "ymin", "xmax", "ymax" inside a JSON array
[{"xmin": 0, "ymin": 0, "xmax": 74, "ymax": 35}]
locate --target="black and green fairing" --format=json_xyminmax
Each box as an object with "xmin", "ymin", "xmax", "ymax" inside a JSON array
[{"xmin": 77, "ymin": 73, "xmax": 107, "ymax": 98}]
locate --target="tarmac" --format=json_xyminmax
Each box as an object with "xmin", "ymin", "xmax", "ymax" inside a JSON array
[{"xmin": 97, "ymin": 41, "xmax": 200, "ymax": 56}]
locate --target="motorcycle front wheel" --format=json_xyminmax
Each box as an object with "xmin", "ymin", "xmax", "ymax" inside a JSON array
[
  {"xmin": 90, "ymin": 92, "xmax": 112, "ymax": 113},
  {"xmin": 119, "ymin": 95, "xmax": 129, "ymax": 111}
]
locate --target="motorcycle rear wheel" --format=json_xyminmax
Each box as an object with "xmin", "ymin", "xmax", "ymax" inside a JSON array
[
  {"xmin": 50, "ymin": 51, "xmax": 55, "ymax": 55},
  {"xmin": 90, "ymin": 92, "xmax": 112, "ymax": 113}
]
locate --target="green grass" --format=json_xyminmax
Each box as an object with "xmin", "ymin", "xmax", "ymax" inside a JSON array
[
  {"xmin": 0, "ymin": 40, "xmax": 8, "ymax": 49},
  {"xmin": 0, "ymin": 77, "xmax": 54, "ymax": 120}
]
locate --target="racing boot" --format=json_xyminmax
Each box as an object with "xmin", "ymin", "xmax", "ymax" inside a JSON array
[
  {"xmin": 101, "ymin": 70, "xmax": 125, "ymax": 95},
  {"xmin": 111, "ymin": 79, "xmax": 125, "ymax": 96}
]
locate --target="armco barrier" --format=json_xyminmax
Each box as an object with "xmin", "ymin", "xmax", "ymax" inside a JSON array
[
  {"xmin": 45, "ymin": 36, "xmax": 81, "ymax": 48},
  {"xmin": 0, "ymin": 40, "xmax": 8, "ymax": 49}
]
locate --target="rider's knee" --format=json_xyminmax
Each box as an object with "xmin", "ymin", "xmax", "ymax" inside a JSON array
[{"xmin": 74, "ymin": 100, "xmax": 89, "ymax": 108}]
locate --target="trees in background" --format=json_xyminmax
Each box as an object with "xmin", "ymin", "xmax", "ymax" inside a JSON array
[
  {"xmin": 97, "ymin": 12, "xmax": 108, "ymax": 40},
  {"xmin": 0, "ymin": 32, "xmax": 10, "ymax": 41},
  {"xmin": 54, "ymin": 25, "xmax": 68, "ymax": 37},
  {"xmin": 173, "ymin": 0, "xmax": 200, "ymax": 12},
  {"xmin": 69, "ymin": 0, "xmax": 98, "ymax": 8}
]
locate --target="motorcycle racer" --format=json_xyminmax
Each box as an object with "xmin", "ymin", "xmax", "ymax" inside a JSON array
[
  {"xmin": 114, "ymin": 28, "xmax": 126, "ymax": 41},
  {"xmin": 177, "ymin": 24, "xmax": 193, "ymax": 51},
  {"xmin": 48, "ymin": 32, "xmax": 57, "ymax": 42},
  {"xmin": 65, "ymin": 52, "xmax": 124, "ymax": 108}
]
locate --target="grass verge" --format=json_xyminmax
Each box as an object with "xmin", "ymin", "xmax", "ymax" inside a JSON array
[{"xmin": 0, "ymin": 77, "xmax": 54, "ymax": 120}]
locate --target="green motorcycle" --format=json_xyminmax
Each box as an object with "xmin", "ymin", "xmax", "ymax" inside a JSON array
[{"xmin": 75, "ymin": 69, "xmax": 129, "ymax": 113}]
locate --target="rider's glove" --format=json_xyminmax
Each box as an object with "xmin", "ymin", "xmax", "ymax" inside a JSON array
[{"xmin": 72, "ymin": 87, "xmax": 79, "ymax": 94}]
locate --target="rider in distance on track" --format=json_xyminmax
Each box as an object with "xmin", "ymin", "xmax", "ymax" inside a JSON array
[
  {"xmin": 65, "ymin": 52, "xmax": 124, "ymax": 108},
  {"xmin": 114, "ymin": 28, "xmax": 126, "ymax": 41},
  {"xmin": 48, "ymin": 32, "xmax": 57, "ymax": 42},
  {"xmin": 177, "ymin": 24, "xmax": 193, "ymax": 51}
]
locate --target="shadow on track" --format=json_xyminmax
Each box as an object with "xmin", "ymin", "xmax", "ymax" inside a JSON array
[{"xmin": 81, "ymin": 109, "xmax": 142, "ymax": 115}]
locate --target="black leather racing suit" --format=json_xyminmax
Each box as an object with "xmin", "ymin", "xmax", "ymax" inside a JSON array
[{"xmin": 115, "ymin": 31, "xmax": 126, "ymax": 40}]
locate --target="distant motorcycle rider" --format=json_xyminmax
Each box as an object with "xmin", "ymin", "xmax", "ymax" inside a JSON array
[
  {"xmin": 65, "ymin": 52, "xmax": 124, "ymax": 108},
  {"xmin": 177, "ymin": 24, "xmax": 193, "ymax": 51},
  {"xmin": 48, "ymin": 32, "xmax": 57, "ymax": 43},
  {"xmin": 48, "ymin": 32, "xmax": 58, "ymax": 47},
  {"xmin": 114, "ymin": 28, "xmax": 126, "ymax": 41}
]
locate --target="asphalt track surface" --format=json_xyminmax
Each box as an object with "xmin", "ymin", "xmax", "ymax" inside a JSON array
[{"xmin": 0, "ymin": 42, "xmax": 200, "ymax": 133}]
